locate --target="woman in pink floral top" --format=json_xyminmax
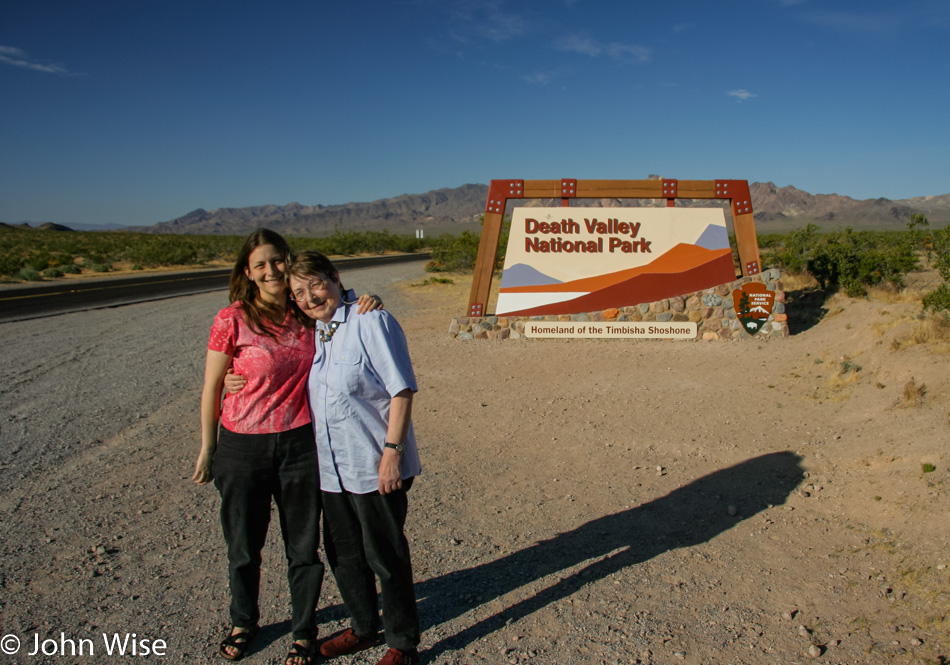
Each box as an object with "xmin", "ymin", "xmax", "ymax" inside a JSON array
[{"xmin": 192, "ymin": 229, "xmax": 378, "ymax": 665}]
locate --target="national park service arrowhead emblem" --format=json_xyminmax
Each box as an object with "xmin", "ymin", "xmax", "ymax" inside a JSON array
[{"xmin": 733, "ymin": 283, "xmax": 775, "ymax": 336}]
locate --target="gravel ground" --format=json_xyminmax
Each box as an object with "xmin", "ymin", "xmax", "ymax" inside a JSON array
[{"xmin": 1, "ymin": 261, "xmax": 948, "ymax": 665}]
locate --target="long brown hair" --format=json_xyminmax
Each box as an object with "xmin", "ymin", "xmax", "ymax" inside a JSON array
[{"xmin": 230, "ymin": 229, "xmax": 310, "ymax": 338}]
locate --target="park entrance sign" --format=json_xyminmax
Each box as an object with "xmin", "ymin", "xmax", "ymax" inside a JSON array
[
  {"xmin": 467, "ymin": 178, "xmax": 762, "ymax": 318},
  {"xmin": 496, "ymin": 206, "xmax": 735, "ymax": 317},
  {"xmin": 453, "ymin": 178, "xmax": 787, "ymax": 341}
]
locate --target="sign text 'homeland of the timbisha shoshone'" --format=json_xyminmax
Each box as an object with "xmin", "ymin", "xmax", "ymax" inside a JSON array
[
  {"xmin": 524, "ymin": 321, "xmax": 697, "ymax": 339},
  {"xmin": 495, "ymin": 207, "xmax": 736, "ymax": 317}
]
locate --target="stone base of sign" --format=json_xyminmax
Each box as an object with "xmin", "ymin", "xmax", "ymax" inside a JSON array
[{"xmin": 450, "ymin": 269, "xmax": 789, "ymax": 341}]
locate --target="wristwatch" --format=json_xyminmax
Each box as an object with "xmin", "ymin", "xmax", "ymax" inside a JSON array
[{"xmin": 384, "ymin": 442, "xmax": 405, "ymax": 454}]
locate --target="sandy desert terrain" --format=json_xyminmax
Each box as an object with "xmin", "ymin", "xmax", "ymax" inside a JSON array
[{"xmin": 0, "ymin": 260, "xmax": 947, "ymax": 664}]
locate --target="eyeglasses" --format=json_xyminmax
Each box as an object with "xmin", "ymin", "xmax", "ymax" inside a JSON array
[{"xmin": 289, "ymin": 277, "xmax": 331, "ymax": 303}]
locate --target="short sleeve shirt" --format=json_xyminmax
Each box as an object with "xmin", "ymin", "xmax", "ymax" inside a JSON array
[
  {"xmin": 308, "ymin": 291, "xmax": 421, "ymax": 494},
  {"xmin": 208, "ymin": 303, "xmax": 314, "ymax": 434}
]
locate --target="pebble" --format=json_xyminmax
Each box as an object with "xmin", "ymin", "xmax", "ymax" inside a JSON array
[
  {"xmin": 782, "ymin": 608, "xmax": 799, "ymax": 620},
  {"xmin": 799, "ymin": 625, "xmax": 812, "ymax": 637},
  {"xmin": 673, "ymin": 650, "xmax": 686, "ymax": 659},
  {"xmin": 727, "ymin": 505, "xmax": 737, "ymax": 516},
  {"xmin": 807, "ymin": 644, "xmax": 823, "ymax": 658}
]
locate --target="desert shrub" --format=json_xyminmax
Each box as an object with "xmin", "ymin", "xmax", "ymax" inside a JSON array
[
  {"xmin": 0, "ymin": 253, "xmax": 24, "ymax": 276},
  {"xmin": 427, "ymin": 231, "xmax": 481, "ymax": 272},
  {"xmin": 425, "ymin": 217, "xmax": 509, "ymax": 274},
  {"xmin": 324, "ymin": 228, "xmax": 366, "ymax": 256},
  {"xmin": 62, "ymin": 264, "xmax": 81, "ymax": 274},
  {"xmin": 0, "ymin": 227, "xmax": 424, "ymax": 277},
  {"xmin": 807, "ymin": 229, "xmax": 917, "ymax": 297},
  {"xmin": 923, "ymin": 225, "xmax": 950, "ymax": 315},
  {"xmin": 41, "ymin": 267, "xmax": 64, "ymax": 278},
  {"xmin": 16, "ymin": 268, "xmax": 42, "ymax": 281},
  {"xmin": 906, "ymin": 215, "xmax": 950, "ymax": 317},
  {"xmin": 922, "ymin": 284, "xmax": 950, "ymax": 315},
  {"xmin": 765, "ymin": 226, "xmax": 918, "ymax": 298},
  {"xmin": 88, "ymin": 262, "xmax": 111, "ymax": 273},
  {"xmin": 773, "ymin": 224, "xmax": 821, "ymax": 274},
  {"xmin": 26, "ymin": 250, "xmax": 53, "ymax": 271},
  {"xmin": 131, "ymin": 264, "xmax": 144, "ymax": 271}
]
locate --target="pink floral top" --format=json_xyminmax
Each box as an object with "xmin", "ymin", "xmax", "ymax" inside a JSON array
[{"xmin": 208, "ymin": 303, "xmax": 314, "ymax": 434}]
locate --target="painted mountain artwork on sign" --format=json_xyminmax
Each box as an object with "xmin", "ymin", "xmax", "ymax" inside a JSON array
[{"xmin": 495, "ymin": 207, "xmax": 737, "ymax": 317}]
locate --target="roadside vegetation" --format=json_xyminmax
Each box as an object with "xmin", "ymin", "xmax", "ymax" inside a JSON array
[
  {"xmin": 0, "ymin": 227, "xmax": 423, "ymax": 282},
  {"xmin": 425, "ymin": 216, "xmax": 510, "ymax": 273},
  {"xmin": 4, "ymin": 216, "xmax": 947, "ymax": 326},
  {"xmin": 759, "ymin": 215, "xmax": 949, "ymax": 316}
]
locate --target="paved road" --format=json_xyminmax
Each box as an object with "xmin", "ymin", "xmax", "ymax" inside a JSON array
[{"xmin": 0, "ymin": 253, "xmax": 429, "ymax": 323}]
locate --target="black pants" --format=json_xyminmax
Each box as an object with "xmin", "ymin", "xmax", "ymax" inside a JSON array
[
  {"xmin": 321, "ymin": 480, "xmax": 419, "ymax": 651},
  {"xmin": 213, "ymin": 423, "xmax": 324, "ymax": 640}
]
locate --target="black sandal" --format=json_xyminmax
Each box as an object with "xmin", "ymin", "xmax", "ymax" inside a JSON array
[
  {"xmin": 219, "ymin": 626, "xmax": 259, "ymax": 661},
  {"xmin": 285, "ymin": 640, "xmax": 318, "ymax": 665}
]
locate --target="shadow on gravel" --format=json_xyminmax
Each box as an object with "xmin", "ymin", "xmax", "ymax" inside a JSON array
[{"xmin": 415, "ymin": 451, "xmax": 804, "ymax": 660}]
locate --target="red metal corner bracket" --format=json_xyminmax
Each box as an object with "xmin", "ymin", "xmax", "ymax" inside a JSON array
[
  {"xmin": 662, "ymin": 179, "xmax": 678, "ymax": 197},
  {"xmin": 486, "ymin": 179, "xmax": 523, "ymax": 214},
  {"xmin": 715, "ymin": 179, "xmax": 753, "ymax": 215},
  {"xmin": 746, "ymin": 260, "xmax": 760, "ymax": 276},
  {"xmin": 469, "ymin": 302, "xmax": 485, "ymax": 317},
  {"xmin": 560, "ymin": 178, "xmax": 577, "ymax": 197}
]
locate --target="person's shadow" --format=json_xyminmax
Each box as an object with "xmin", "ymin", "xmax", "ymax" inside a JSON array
[{"xmin": 413, "ymin": 451, "xmax": 804, "ymax": 659}]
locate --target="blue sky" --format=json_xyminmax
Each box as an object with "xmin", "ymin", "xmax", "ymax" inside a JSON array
[{"xmin": 2, "ymin": 0, "xmax": 948, "ymax": 227}]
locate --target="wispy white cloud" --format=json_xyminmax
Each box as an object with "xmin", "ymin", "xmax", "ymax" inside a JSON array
[
  {"xmin": 0, "ymin": 45, "xmax": 75, "ymax": 75},
  {"xmin": 557, "ymin": 33, "xmax": 650, "ymax": 62},
  {"xmin": 728, "ymin": 89, "xmax": 757, "ymax": 102},
  {"xmin": 521, "ymin": 65, "xmax": 575, "ymax": 86},
  {"xmin": 522, "ymin": 71, "xmax": 553, "ymax": 86},
  {"xmin": 606, "ymin": 42, "xmax": 650, "ymax": 63},
  {"xmin": 557, "ymin": 34, "xmax": 601, "ymax": 57}
]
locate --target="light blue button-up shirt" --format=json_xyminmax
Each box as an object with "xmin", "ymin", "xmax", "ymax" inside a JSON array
[{"xmin": 307, "ymin": 290, "xmax": 421, "ymax": 494}]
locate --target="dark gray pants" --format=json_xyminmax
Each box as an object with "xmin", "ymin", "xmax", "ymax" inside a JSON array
[
  {"xmin": 321, "ymin": 479, "xmax": 419, "ymax": 651},
  {"xmin": 213, "ymin": 423, "xmax": 324, "ymax": 640}
]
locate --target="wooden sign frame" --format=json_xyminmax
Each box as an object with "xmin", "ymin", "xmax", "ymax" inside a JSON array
[{"xmin": 468, "ymin": 178, "xmax": 761, "ymax": 317}]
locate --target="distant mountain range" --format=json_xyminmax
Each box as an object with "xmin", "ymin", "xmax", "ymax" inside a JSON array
[{"xmin": 7, "ymin": 181, "xmax": 950, "ymax": 235}]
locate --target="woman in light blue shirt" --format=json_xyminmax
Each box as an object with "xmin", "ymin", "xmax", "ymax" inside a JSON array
[{"xmin": 287, "ymin": 251, "xmax": 421, "ymax": 665}]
